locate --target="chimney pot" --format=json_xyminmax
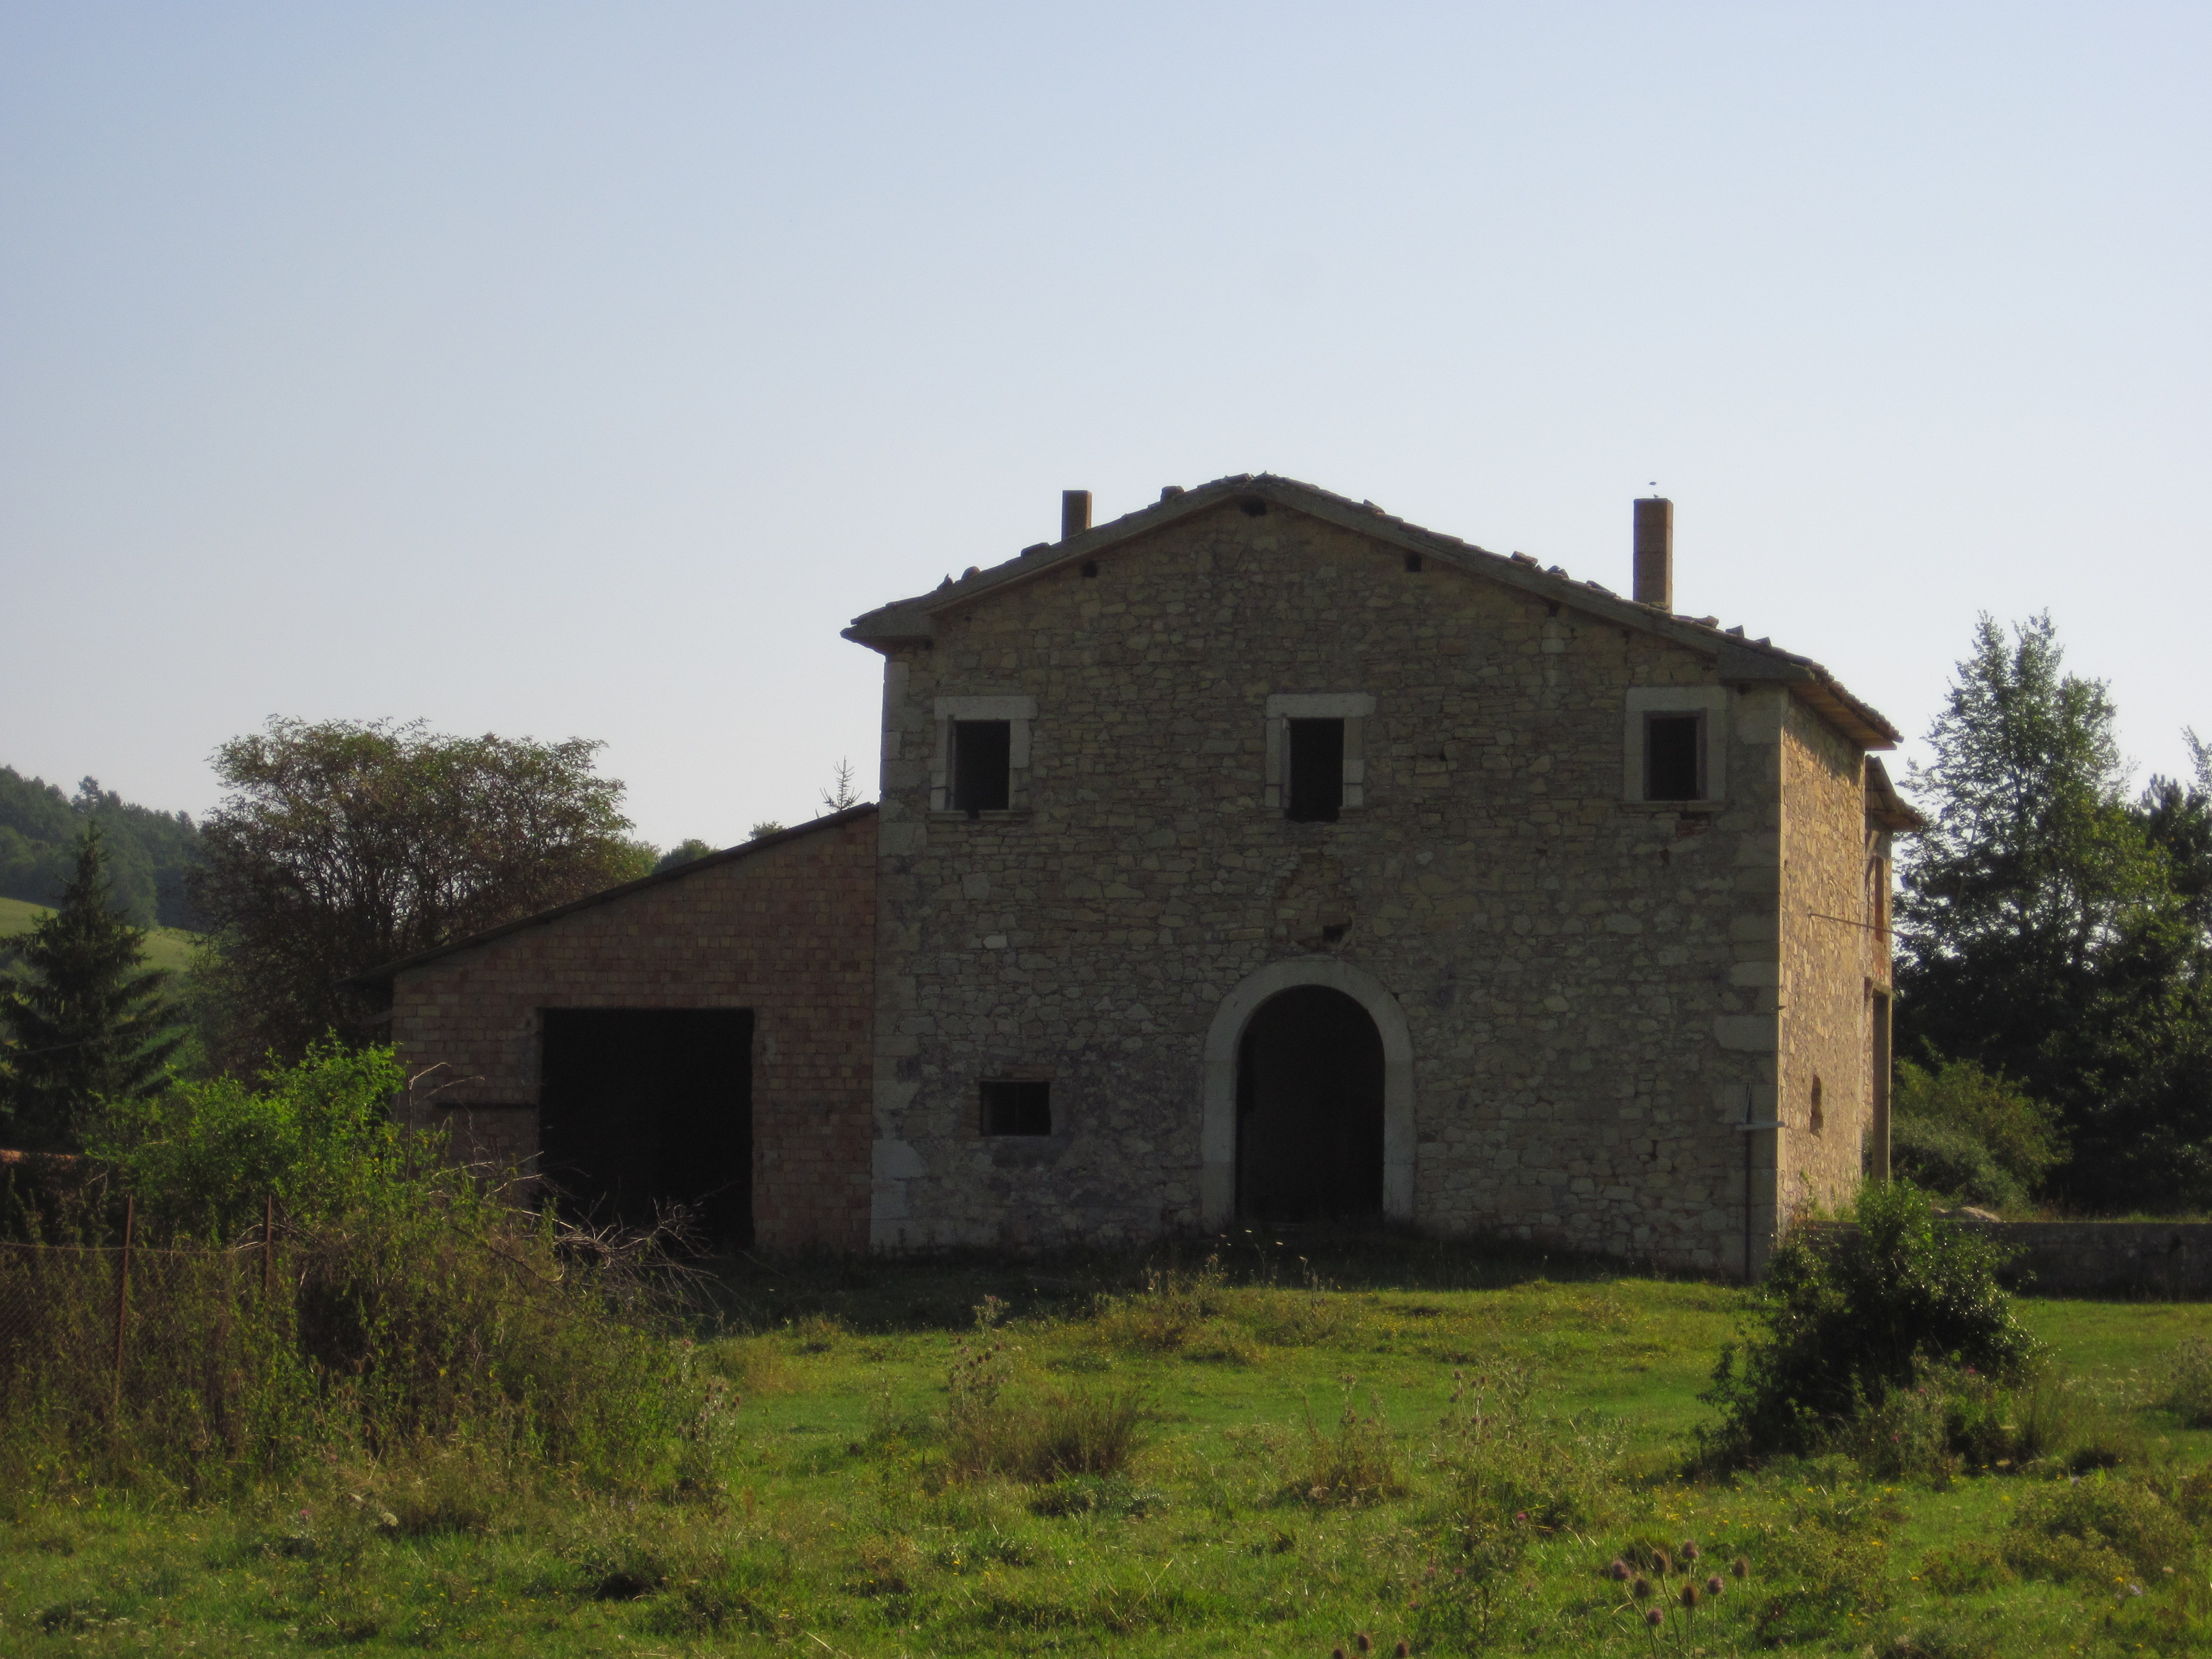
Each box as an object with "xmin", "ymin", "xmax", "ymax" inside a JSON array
[
  {"xmin": 1061, "ymin": 489, "xmax": 1092, "ymax": 541},
  {"xmin": 1633, "ymin": 497, "xmax": 1673, "ymax": 611}
]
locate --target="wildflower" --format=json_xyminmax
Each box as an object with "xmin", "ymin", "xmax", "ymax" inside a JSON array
[
  {"xmin": 1394, "ymin": 1644, "xmax": 1410, "ymax": 1658},
  {"xmin": 1608, "ymin": 1558, "xmax": 1631, "ymax": 1581},
  {"xmin": 1705, "ymin": 1575, "xmax": 1724, "ymax": 1597},
  {"xmin": 1631, "ymin": 1577, "xmax": 1652, "ymax": 1602},
  {"xmin": 1679, "ymin": 1583, "xmax": 1699, "ymax": 1610},
  {"xmin": 1651, "ymin": 1548, "xmax": 1672, "ymax": 1577},
  {"xmin": 1678, "ymin": 1540, "xmax": 1699, "ymax": 1563},
  {"xmin": 1357, "ymin": 1636, "xmax": 1373, "ymax": 1653},
  {"xmin": 1644, "ymin": 1607, "xmax": 1663, "ymax": 1627},
  {"xmin": 1730, "ymin": 1556, "xmax": 1749, "ymax": 1579}
]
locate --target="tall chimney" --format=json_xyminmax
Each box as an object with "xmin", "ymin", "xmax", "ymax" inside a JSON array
[
  {"xmin": 1061, "ymin": 489, "xmax": 1092, "ymax": 541},
  {"xmin": 1633, "ymin": 496, "xmax": 1673, "ymax": 611}
]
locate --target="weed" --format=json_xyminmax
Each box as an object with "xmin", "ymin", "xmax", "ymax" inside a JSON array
[
  {"xmin": 1914, "ymin": 1538, "xmax": 2017, "ymax": 1594},
  {"xmin": 2163, "ymin": 1336, "xmax": 2212, "ymax": 1427}
]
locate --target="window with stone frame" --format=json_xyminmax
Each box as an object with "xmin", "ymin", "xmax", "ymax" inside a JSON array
[
  {"xmin": 1621, "ymin": 687, "xmax": 1728, "ymax": 804},
  {"xmin": 980, "ymin": 1078, "xmax": 1051, "ymax": 1136},
  {"xmin": 931, "ymin": 696, "xmax": 1036, "ymax": 815},
  {"xmin": 1265, "ymin": 693, "xmax": 1373, "ymax": 818}
]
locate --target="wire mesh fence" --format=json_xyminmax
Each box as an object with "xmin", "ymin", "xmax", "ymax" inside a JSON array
[{"xmin": 0, "ymin": 1198, "xmax": 307, "ymax": 1468}]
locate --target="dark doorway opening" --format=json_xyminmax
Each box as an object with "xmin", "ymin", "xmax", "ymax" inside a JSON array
[
  {"xmin": 1235, "ymin": 985, "xmax": 1384, "ymax": 1222},
  {"xmin": 539, "ymin": 1009, "xmax": 754, "ymax": 1244}
]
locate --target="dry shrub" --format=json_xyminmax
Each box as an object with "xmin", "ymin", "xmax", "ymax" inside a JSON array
[
  {"xmin": 1293, "ymin": 1379, "xmax": 1403, "ymax": 1506},
  {"xmin": 944, "ymin": 1303, "xmax": 1142, "ymax": 1481},
  {"xmin": 1432, "ymin": 1363, "xmax": 1616, "ymax": 1535},
  {"xmin": 1088, "ymin": 1262, "xmax": 1231, "ymax": 1353}
]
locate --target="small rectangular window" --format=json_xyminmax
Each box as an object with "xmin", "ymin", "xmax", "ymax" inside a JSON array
[
  {"xmin": 980, "ymin": 1078, "xmax": 1051, "ymax": 1136},
  {"xmin": 1644, "ymin": 713, "xmax": 1703, "ymax": 802},
  {"xmin": 951, "ymin": 719, "xmax": 1011, "ymax": 814},
  {"xmin": 1286, "ymin": 718, "xmax": 1344, "ymax": 822}
]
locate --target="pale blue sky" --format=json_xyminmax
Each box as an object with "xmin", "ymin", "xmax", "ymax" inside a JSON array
[{"xmin": 4, "ymin": 2, "xmax": 2206, "ymax": 846}]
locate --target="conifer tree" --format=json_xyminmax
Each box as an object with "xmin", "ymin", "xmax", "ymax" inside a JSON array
[{"xmin": 0, "ymin": 823, "xmax": 180, "ymax": 1151}]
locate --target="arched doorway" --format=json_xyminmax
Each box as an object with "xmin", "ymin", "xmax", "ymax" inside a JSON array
[
  {"xmin": 1236, "ymin": 985, "xmax": 1384, "ymax": 1221},
  {"xmin": 1199, "ymin": 957, "xmax": 1416, "ymax": 1229}
]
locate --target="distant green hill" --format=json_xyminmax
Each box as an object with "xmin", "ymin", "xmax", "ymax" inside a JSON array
[
  {"xmin": 1, "ymin": 768, "xmax": 201, "ymax": 929},
  {"xmin": 0, "ymin": 894, "xmax": 201, "ymax": 975}
]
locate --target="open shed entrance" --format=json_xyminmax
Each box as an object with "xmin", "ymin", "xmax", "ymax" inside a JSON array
[
  {"xmin": 1235, "ymin": 985, "xmax": 1384, "ymax": 1222},
  {"xmin": 538, "ymin": 1009, "xmax": 753, "ymax": 1244}
]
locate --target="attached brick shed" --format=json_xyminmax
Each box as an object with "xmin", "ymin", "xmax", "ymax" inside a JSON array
[{"xmin": 356, "ymin": 806, "xmax": 877, "ymax": 1250}]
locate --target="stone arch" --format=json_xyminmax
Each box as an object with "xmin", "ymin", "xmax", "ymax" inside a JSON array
[{"xmin": 1201, "ymin": 956, "xmax": 1415, "ymax": 1227}]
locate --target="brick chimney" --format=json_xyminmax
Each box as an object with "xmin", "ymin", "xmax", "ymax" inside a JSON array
[
  {"xmin": 1633, "ymin": 497, "xmax": 1672, "ymax": 611},
  {"xmin": 1062, "ymin": 490, "xmax": 1092, "ymax": 541}
]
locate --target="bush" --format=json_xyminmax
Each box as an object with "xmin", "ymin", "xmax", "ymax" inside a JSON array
[
  {"xmin": 1892, "ymin": 1057, "xmax": 2064, "ymax": 1208},
  {"xmin": 2002, "ymin": 1473, "xmax": 2199, "ymax": 1585},
  {"xmin": 1892, "ymin": 1117, "xmax": 2030, "ymax": 1213},
  {"xmin": 1700, "ymin": 1179, "xmax": 2042, "ymax": 1465},
  {"xmin": 1293, "ymin": 1380, "xmax": 1404, "ymax": 1506}
]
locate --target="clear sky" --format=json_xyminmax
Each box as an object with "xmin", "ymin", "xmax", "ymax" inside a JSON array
[{"xmin": 3, "ymin": 2, "xmax": 2206, "ymax": 847}]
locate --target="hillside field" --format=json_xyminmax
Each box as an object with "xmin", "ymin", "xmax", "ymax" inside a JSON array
[
  {"xmin": 0, "ymin": 894, "xmax": 200, "ymax": 974},
  {"xmin": 3, "ymin": 1250, "xmax": 2210, "ymax": 1657}
]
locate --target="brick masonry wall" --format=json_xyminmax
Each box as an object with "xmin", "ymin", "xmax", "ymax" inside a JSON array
[
  {"xmin": 388, "ymin": 812, "xmax": 877, "ymax": 1250},
  {"xmin": 1778, "ymin": 701, "xmax": 1886, "ymax": 1228},
  {"xmin": 863, "ymin": 499, "xmax": 1873, "ymax": 1273}
]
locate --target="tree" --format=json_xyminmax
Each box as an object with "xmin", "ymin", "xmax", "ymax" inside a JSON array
[
  {"xmin": 820, "ymin": 757, "xmax": 864, "ymax": 813},
  {"xmin": 1898, "ymin": 615, "xmax": 2212, "ymax": 1207},
  {"xmin": 187, "ymin": 718, "xmax": 646, "ymax": 1066},
  {"xmin": 0, "ymin": 824, "xmax": 180, "ymax": 1150},
  {"xmin": 653, "ymin": 838, "xmax": 717, "ymax": 874}
]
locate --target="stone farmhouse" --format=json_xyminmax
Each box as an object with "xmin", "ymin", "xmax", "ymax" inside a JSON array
[{"xmin": 362, "ymin": 474, "xmax": 1916, "ymax": 1276}]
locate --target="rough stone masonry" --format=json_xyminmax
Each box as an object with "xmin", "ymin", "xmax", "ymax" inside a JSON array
[{"xmin": 846, "ymin": 474, "xmax": 1912, "ymax": 1275}]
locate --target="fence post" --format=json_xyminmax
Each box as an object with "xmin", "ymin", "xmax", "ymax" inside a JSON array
[
  {"xmin": 263, "ymin": 1192, "xmax": 275, "ymax": 1297},
  {"xmin": 113, "ymin": 1194, "xmax": 134, "ymax": 1413}
]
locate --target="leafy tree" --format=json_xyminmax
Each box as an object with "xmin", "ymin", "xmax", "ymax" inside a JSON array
[
  {"xmin": 1890, "ymin": 1056, "xmax": 2065, "ymax": 1211},
  {"xmin": 749, "ymin": 820, "xmax": 785, "ymax": 839},
  {"xmin": 0, "ymin": 824, "xmax": 180, "ymax": 1150},
  {"xmin": 1898, "ymin": 616, "xmax": 2212, "ymax": 1207},
  {"xmin": 187, "ymin": 718, "xmax": 645, "ymax": 1067},
  {"xmin": 653, "ymin": 838, "xmax": 717, "ymax": 874}
]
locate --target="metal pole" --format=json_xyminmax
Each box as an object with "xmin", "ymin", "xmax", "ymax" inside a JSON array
[{"xmin": 113, "ymin": 1194, "xmax": 134, "ymax": 1413}]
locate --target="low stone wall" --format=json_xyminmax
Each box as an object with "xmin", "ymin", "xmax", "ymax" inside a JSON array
[{"xmin": 1796, "ymin": 1219, "xmax": 2212, "ymax": 1297}]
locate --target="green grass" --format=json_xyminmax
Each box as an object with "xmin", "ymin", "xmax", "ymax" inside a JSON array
[
  {"xmin": 0, "ymin": 893, "xmax": 200, "ymax": 973},
  {"xmin": 4, "ymin": 1248, "xmax": 2212, "ymax": 1656}
]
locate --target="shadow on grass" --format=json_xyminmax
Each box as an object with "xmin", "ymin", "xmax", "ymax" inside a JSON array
[{"xmin": 689, "ymin": 1224, "xmax": 1715, "ymax": 1335}]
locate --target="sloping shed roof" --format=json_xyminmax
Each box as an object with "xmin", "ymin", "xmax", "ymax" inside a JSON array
[
  {"xmin": 347, "ymin": 804, "xmax": 878, "ymax": 988},
  {"xmin": 845, "ymin": 473, "xmax": 1900, "ymax": 750}
]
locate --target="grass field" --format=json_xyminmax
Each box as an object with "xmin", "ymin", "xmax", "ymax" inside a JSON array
[
  {"xmin": 3, "ymin": 1244, "xmax": 2211, "ymax": 1656},
  {"xmin": 0, "ymin": 894, "xmax": 200, "ymax": 974}
]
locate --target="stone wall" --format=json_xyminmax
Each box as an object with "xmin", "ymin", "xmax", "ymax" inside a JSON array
[
  {"xmin": 1777, "ymin": 700, "xmax": 1885, "ymax": 1225},
  {"xmin": 1798, "ymin": 1219, "xmax": 2212, "ymax": 1297},
  {"xmin": 864, "ymin": 498, "xmax": 1861, "ymax": 1272},
  {"xmin": 387, "ymin": 811, "xmax": 878, "ymax": 1250}
]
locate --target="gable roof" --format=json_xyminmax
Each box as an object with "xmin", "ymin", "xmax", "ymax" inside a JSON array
[
  {"xmin": 844, "ymin": 473, "xmax": 1900, "ymax": 750},
  {"xmin": 347, "ymin": 804, "xmax": 878, "ymax": 989}
]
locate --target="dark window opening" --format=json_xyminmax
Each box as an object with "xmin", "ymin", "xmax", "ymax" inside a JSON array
[
  {"xmin": 1237, "ymin": 985, "xmax": 1384, "ymax": 1222},
  {"xmin": 1238, "ymin": 495, "xmax": 1269, "ymax": 517},
  {"xmin": 539, "ymin": 1008, "xmax": 753, "ymax": 1245},
  {"xmin": 1404, "ymin": 552, "xmax": 1423, "ymax": 573},
  {"xmin": 981, "ymin": 1078, "xmax": 1051, "ymax": 1136},
  {"xmin": 1644, "ymin": 713, "xmax": 1703, "ymax": 801},
  {"xmin": 951, "ymin": 719, "xmax": 1011, "ymax": 815},
  {"xmin": 1286, "ymin": 718, "xmax": 1345, "ymax": 822},
  {"xmin": 1080, "ymin": 559, "xmax": 1098, "ymax": 578}
]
